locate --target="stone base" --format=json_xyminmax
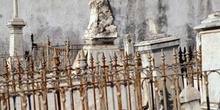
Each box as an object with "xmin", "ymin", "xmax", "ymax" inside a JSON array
[
  {"xmin": 72, "ymin": 44, "xmax": 122, "ymax": 68},
  {"xmin": 83, "ymin": 37, "xmax": 116, "ymax": 45}
]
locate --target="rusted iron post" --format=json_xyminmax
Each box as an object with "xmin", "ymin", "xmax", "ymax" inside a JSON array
[
  {"xmin": 147, "ymin": 52, "xmax": 154, "ymax": 110},
  {"xmin": 171, "ymin": 75, "xmax": 177, "ymax": 110},
  {"xmin": 198, "ymin": 46, "xmax": 202, "ymax": 91},
  {"xmin": 204, "ymin": 72, "xmax": 210, "ymax": 110},
  {"xmin": 4, "ymin": 59, "xmax": 11, "ymax": 110},
  {"xmin": 108, "ymin": 55, "xmax": 116, "ymax": 110},
  {"xmin": 2, "ymin": 92, "xmax": 7, "ymax": 110},
  {"xmin": 60, "ymin": 88, "xmax": 66, "ymax": 110},
  {"xmin": 161, "ymin": 49, "xmax": 167, "ymax": 110},
  {"xmin": 90, "ymin": 53, "xmax": 97, "ymax": 110},
  {"xmin": 154, "ymin": 77, "xmax": 160, "ymax": 110},
  {"xmin": 114, "ymin": 52, "xmax": 122, "ymax": 110},
  {"xmin": 29, "ymin": 56, "xmax": 37, "ymax": 110},
  {"xmin": 47, "ymin": 36, "xmax": 50, "ymax": 69},
  {"xmin": 193, "ymin": 47, "xmax": 200, "ymax": 92},
  {"xmin": 66, "ymin": 45, "xmax": 75, "ymax": 110},
  {"xmin": 173, "ymin": 48, "xmax": 181, "ymax": 110},
  {"xmin": 102, "ymin": 53, "xmax": 109, "ymax": 110},
  {"xmin": 52, "ymin": 48, "xmax": 62, "ymax": 110},
  {"xmin": 123, "ymin": 52, "xmax": 131, "ymax": 110},
  {"xmin": 134, "ymin": 52, "xmax": 142, "ymax": 110},
  {"xmin": 186, "ymin": 48, "xmax": 193, "ymax": 86},
  {"xmin": 79, "ymin": 50, "xmax": 89, "ymax": 110},
  {"xmin": 125, "ymin": 53, "xmax": 132, "ymax": 110},
  {"xmin": 39, "ymin": 61, "xmax": 48, "ymax": 110}
]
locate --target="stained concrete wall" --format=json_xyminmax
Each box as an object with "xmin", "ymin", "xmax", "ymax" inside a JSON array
[{"xmin": 0, "ymin": 0, "xmax": 220, "ymax": 55}]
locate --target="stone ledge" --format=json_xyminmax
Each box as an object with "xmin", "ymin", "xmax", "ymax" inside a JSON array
[{"xmin": 134, "ymin": 37, "xmax": 180, "ymax": 52}]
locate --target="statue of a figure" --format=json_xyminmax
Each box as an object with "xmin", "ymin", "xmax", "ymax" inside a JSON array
[{"xmin": 84, "ymin": 0, "xmax": 117, "ymax": 39}]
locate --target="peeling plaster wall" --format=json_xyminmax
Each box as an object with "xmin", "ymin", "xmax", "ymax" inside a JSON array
[{"xmin": 0, "ymin": 0, "xmax": 220, "ymax": 55}]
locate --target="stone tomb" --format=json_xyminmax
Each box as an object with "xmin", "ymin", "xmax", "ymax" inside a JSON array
[{"xmin": 195, "ymin": 11, "xmax": 220, "ymax": 110}]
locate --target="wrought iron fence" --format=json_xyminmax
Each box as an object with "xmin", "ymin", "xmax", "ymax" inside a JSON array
[{"xmin": 0, "ymin": 45, "xmax": 218, "ymax": 110}]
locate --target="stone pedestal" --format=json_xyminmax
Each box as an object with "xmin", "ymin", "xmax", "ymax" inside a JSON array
[
  {"xmin": 7, "ymin": 18, "xmax": 25, "ymax": 58},
  {"xmin": 194, "ymin": 11, "xmax": 220, "ymax": 110},
  {"xmin": 83, "ymin": 44, "xmax": 121, "ymax": 64},
  {"xmin": 7, "ymin": 0, "xmax": 26, "ymax": 59},
  {"xmin": 134, "ymin": 36, "xmax": 180, "ymax": 109}
]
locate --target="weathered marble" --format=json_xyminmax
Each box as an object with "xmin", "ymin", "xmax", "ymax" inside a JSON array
[
  {"xmin": 84, "ymin": 0, "xmax": 117, "ymax": 44},
  {"xmin": 195, "ymin": 11, "xmax": 220, "ymax": 110},
  {"xmin": 6, "ymin": 0, "xmax": 25, "ymax": 57},
  {"xmin": 179, "ymin": 85, "xmax": 201, "ymax": 110},
  {"xmin": 135, "ymin": 35, "xmax": 180, "ymax": 110}
]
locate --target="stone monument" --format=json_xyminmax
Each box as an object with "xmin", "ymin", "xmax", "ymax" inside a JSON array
[
  {"xmin": 7, "ymin": 0, "xmax": 26, "ymax": 59},
  {"xmin": 84, "ymin": 0, "xmax": 117, "ymax": 45},
  {"xmin": 77, "ymin": 0, "xmax": 120, "ymax": 65},
  {"xmin": 194, "ymin": 11, "xmax": 220, "ymax": 110}
]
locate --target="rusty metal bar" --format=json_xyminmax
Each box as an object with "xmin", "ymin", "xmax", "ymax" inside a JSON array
[
  {"xmin": 4, "ymin": 59, "xmax": 11, "ymax": 110},
  {"xmin": 30, "ymin": 56, "xmax": 36, "ymax": 110},
  {"xmin": 114, "ymin": 53, "xmax": 122, "ymax": 110},
  {"xmin": 147, "ymin": 52, "xmax": 154, "ymax": 110},
  {"xmin": 204, "ymin": 72, "xmax": 210, "ymax": 110},
  {"xmin": 90, "ymin": 53, "xmax": 97, "ymax": 110},
  {"xmin": 161, "ymin": 50, "xmax": 167, "ymax": 110},
  {"xmin": 102, "ymin": 53, "xmax": 109, "ymax": 110}
]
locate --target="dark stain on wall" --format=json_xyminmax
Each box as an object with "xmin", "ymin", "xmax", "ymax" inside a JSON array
[{"xmin": 158, "ymin": 0, "xmax": 168, "ymax": 33}]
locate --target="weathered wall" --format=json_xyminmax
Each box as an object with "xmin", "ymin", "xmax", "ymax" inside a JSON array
[{"xmin": 0, "ymin": 0, "xmax": 220, "ymax": 55}]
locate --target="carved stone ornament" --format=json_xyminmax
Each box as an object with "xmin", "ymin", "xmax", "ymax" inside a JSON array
[{"xmin": 84, "ymin": 0, "xmax": 117, "ymax": 39}]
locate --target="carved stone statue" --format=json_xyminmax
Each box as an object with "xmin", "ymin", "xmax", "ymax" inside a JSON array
[{"xmin": 84, "ymin": 0, "xmax": 117, "ymax": 42}]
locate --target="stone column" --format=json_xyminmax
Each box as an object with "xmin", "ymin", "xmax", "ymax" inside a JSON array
[
  {"xmin": 194, "ymin": 11, "xmax": 220, "ymax": 109},
  {"xmin": 6, "ymin": 0, "xmax": 26, "ymax": 58}
]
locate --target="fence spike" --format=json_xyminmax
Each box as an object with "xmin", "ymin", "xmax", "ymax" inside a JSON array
[
  {"xmin": 186, "ymin": 47, "xmax": 190, "ymax": 62},
  {"xmin": 90, "ymin": 53, "xmax": 94, "ymax": 66},
  {"xmin": 173, "ymin": 48, "xmax": 177, "ymax": 64},
  {"xmin": 53, "ymin": 48, "xmax": 60, "ymax": 68},
  {"xmin": 161, "ymin": 49, "xmax": 165, "ymax": 63},
  {"xmin": 47, "ymin": 35, "xmax": 50, "ymax": 46},
  {"xmin": 4, "ymin": 59, "xmax": 8, "ymax": 74}
]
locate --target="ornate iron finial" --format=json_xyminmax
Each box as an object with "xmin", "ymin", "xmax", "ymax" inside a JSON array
[
  {"xmin": 53, "ymin": 48, "xmax": 60, "ymax": 68},
  {"xmin": 47, "ymin": 35, "xmax": 50, "ymax": 46},
  {"xmin": 173, "ymin": 48, "xmax": 177, "ymax": 64},
  {"xmin": 79, "ymin": 50, "xmax": 88, "ymax": 71}
]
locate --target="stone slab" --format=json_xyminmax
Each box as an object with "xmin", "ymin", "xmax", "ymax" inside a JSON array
[{"xmin": 135, "ymin": 37, "xmax": 180, "ymax": 53}]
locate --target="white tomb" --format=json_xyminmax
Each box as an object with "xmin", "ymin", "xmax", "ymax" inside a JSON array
[{"xmin": 194, "ymin": 11, "xmax": 220, "ymax": 110}]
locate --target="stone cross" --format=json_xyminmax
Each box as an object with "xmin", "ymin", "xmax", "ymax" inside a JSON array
[{"xmin": 13, "ymin": 0, "xmax": 18, "ymax": 17}]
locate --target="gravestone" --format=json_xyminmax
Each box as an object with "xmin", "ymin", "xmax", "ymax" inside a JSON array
[
  {"xmin": 179, "ymin": 85, "xmax": 201, "ymax": 110},
  {"xmin": 81, "ymin": 0, "xmax": 121, "ymax": 64},
  {"xmin": 194, "ymin": 11, "xmax": 220, "ymax": 109}
]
